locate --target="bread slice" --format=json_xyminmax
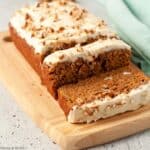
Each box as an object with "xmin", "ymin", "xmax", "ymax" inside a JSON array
[{"xmin": 58, "ymin": 64, "xmax": 150, "ymax": 123}]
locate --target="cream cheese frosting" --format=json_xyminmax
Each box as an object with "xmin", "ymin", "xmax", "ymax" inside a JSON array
[
  {"xmin": 44, "ymin": 38, "xmax": 131, "ymax": 65},
  {"xmin": 10, "ymin": 1, "xmax": 117, "ymax": 54},
  {"xmin": 68, "ymin": 81, "xmax": 150, "ymax": 123}
]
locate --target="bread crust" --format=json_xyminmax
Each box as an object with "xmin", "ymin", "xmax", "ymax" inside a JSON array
[{"xmin": 9, "ymin": 25, "xmax": 43, "ymax": 76}]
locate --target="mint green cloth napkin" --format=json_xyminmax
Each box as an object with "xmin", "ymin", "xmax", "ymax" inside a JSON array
[
  {"xmin": 97, "ymin": 0, "xmax": 150, "ymax": 75},
  {"xmin": 125, "ymin": 0, "xmax": 150, "ymax": 28}
]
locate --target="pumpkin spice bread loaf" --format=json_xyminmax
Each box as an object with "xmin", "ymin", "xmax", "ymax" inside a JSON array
[
  {"xmin": 9, "ymin": 1, "xmax": 150, "ymax": 124},
  {"xmin": 9, "ymin": 1, "xmax": 117, "ymax": 75},
  {"xmin": 9, "ymin": 1, "xmax": 131, "ymax": 98},
  {"xmin": 58, "ymin": 64, "xmax": 150, "ymax": 123}
]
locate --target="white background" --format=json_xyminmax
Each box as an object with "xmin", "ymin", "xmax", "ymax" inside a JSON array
[{"xmin": 0, "ymin": 0, "xmax": 150, "ymax": 149}]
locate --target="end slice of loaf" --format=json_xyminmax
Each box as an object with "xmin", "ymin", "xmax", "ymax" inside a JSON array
[{"xmin": 58, "ymin": 63, "xmax": 150, "ymax": 123}]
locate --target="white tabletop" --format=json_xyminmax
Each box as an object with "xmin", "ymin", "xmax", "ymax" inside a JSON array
[{"xmin": 0, "ymin": 0, "xmax": 149, "ymax": 150}]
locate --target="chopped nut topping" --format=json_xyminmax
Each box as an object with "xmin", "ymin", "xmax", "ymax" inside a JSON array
[
  {"xmin": 22, "ymin": 21, "xmax": 29, "ymax": 29},
  {"xmin": 106, "ymin": 105, "xmax": 111, "ymax": 110},
  {"xmin": 58, "ymin": 27, "xmax": 65, "ymax": 32},
  {"xmin": 31, "ymin": 32, "xmax": 35, "ymax": 37},
  {"xmin": 40, "ymin": 17, "xmax": 45, "ymax": 22},
  {"xmin": 25, "ymin": 13, "xmax": 32, "ymax": 21},
  {"xmin": 36, "ymin": 2, "xmax": 41, "ymax": 8},
  {"xmin": 47, "ymin": 27, "xmax": 54, "ymax": 33},
  {"xmin": 41, "ymin": 32, "xmax": 46, "ymax": 38},
  {"xmin": 112, "ymin": 104, "xmax": 116, "ymax": 108},
  {"xmin": 12, "ymin": 0, "xmax": 117, "ymax": 52},
  {"xmin": 59, "ymin": 54, "xmax": 65, "ymax": 60},
  {"xmin": 101, "ymin": 20, "xmax": 106, "ymax": 26},
  {"xmin": 70, "ymin": 6, "xmax": 85, "ymax": 20},
  {"xmin": 84, "ymin": 29, "xmax": 88, "ymax": 34},
  {"xmin": 42, "ymin": 41, "xmax": 46, "ymax": 45},
  {"xmin": 84, "ymin": 29, "xmax": 95, "ymax": 34},
  {"xmin": 92, "ymin": 106, "xmax": 99, "ymax": 112},
  {"xmin": 121, "ymin": 100, "xmax": 127, "ymax": 105},
  {"xmin": 115, "ymin": 102, "xmax": 123, "ymax": 106},
  {"xmin": 54, "ymin": 14, "xmax": 59, "ymax": 22},
  {"xmin": 59, "ymin": 0, "xmax": 67, "ymax": 5},
  {"xmin": 82, "ymin": 8, "xmax": 87, "ymax": 13},
  {"xmin": 45, "ymin": 2, "xmax": 50, "ymax": 8},
  {"xmin": 76, "ymin": 98, "xmax": 84, "ymax": 105},
  {"xmin": 84, "ymin": 107, "xmax": 94, "ymax": 116},
  {"xmin": 102, "ymin": 84, "xmax": 109, "ymax": 89},
  {"xmin": 76, "ymin": 44, "xmax": 83, "ymax": 52},
  {"xmin": 87, "ymin": 51, "xmax": 92, "ymax": 57}
]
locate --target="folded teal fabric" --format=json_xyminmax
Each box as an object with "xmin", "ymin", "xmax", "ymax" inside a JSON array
[
  {"xmin": 97, "ymin": 0, "xmax": 150, "ymax": 75},
  {"xmin": 125, "ymin": 0, "xmax": 150, "ymax": 28}
]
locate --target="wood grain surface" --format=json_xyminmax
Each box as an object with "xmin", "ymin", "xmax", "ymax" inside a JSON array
[{"xmin": 0, "ymin": 31, "xmax": 150, "ymax": 150}]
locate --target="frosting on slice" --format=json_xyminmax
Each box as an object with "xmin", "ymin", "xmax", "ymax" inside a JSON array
[
  {"xmin": 44, "ymin": 39, "xmax": 131, "ymax": 65},
  {"xmin": 68, "ymin": 81, "xmax": 150, "ymax": 123}
]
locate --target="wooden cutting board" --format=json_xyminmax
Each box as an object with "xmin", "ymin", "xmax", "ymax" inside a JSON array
[{"xmin": 0, "ymin": 31, "xmax": 150, "ymax": 150}]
